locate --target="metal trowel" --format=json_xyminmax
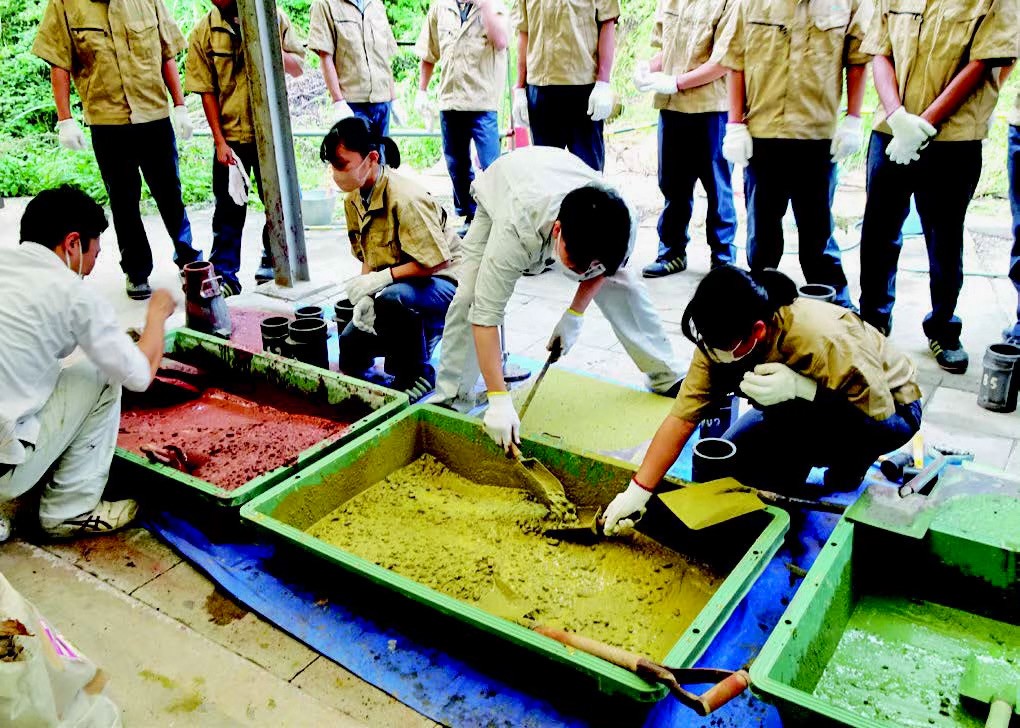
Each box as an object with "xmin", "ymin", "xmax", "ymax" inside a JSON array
[
  {"xmin": 543, "ymin": 507, "xmax": 606, "ymax": 544},
  {"xmin": 508, "ymin": 442, "xmax": 576, "ymax": 521}
]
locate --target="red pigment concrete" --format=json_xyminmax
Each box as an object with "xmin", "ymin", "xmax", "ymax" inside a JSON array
[
  {"xmin": 118, "ymin": 388, "xmax": 349, "ymax": 491},
  {"xmin": 228, "ymin": 308, "xmax": 277, "ymax": 353}
]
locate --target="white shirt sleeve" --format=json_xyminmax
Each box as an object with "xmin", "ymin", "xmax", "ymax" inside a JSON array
[
  {"xmin": 468, "ymin": 218, "xmax": 537, "ymax": 328},
  {"xmin": 69, "ymin": 288, "xmax": 152, "ymax": 392}
]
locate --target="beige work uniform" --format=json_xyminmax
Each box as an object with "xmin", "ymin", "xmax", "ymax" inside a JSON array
[
  {"xmin": 863, "ymin": 0, "xmax": 1018, "ymax": 141},
  {"xmin": 651, "ymin": 0, "xmax": 730, "ymax": 113},
  {"xmin": 415, "ymin": 0, "xmax": 509, "ymax": 112},
  {"xmin": 307, "ymin": 0, "xmax": 397, "ymax": 103},
  {"xmin": 512, "ymin": 0, "xmax": 621, "ymax": 86},
  {"xmin": 671, "ymin": 298, "xmax": 922, "ymax": 424},
  {"xmin": 712, "ymin": 0, "xmax": 873, "ymax": 139},
  {"xmin": 345, "ymin": 168, "xmax": 460, "ymax": 280},
  {"xmin": 185, "ymin": 9, "xmax": 305, "ymax": 145},
  {"xmin": 32, "ymin": 0, "xmax": 185, "ymax": 126}
]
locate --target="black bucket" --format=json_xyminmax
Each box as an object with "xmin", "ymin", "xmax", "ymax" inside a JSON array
[
  {"xmin": 798, "ymin": 284, "xmax": 837, "ymax": 303},
  {"xmin": 287, "ymin": 318, "xmax": 329, "ymax": 369},
  {"xmin": 334, "ymin": 298, "xmax": 355, "ymax": 330},
  {"xmin": 691, "ymin": 437, "xmax": 737, "ymax": 483},
  {"xmin": 699, "ymin": 395, "xmax": 740, "ymax": 439},
  {"xmin": 260, "ymin": 316, "xmax": 291, "ymax": 357},
  {"xmin": 977, "ymin": 343, "xmax": 1020, "ymax": 413},
  {"xmin": 295, "ymin": 305, "xmax": 325, "ymax": 320}
]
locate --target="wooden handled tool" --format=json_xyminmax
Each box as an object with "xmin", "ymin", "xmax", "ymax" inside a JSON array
[
  {"xmin": 517, "ymin": 340, "xmax": 561, "ymax": 421},
  {"xmin": 534, "ymin": 626, "xmax": 749, "ymax": 715}
]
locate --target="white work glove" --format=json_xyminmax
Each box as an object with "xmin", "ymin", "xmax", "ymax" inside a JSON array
[
  {"xmin": 603, "ymin": 479, "xmax": 653, "ymax": 535},
  {"xmin": 227, "ymin": 162, "xmax": 250, "ymax": 206},
  {"xmin": 56, "ymin": 118, "xmax": 88, "ymax": 151},
  {"xmin": 345, "ymin": 268, "xmax": 393, "ymax": 304},
  {"xmin": 352, "ymin": 297, "xmax": 377, "ymax": 334},
  {"xmin": 484, "ymin": 391, "xmax": 520, "ymax": 452},
  {"xmin": 634, "ymin": 62, "xmax": 679, "ymax": 95},
  {"xmin": 173, "ymin": 105, "xmax": 194, "ymax": 141},
  {"xmin": 334, "ymin": 99, "xmax": 355, "ymax": 122},
  {"xmin": 722, "ymin": 123, "xmax": 753, "ymax": 167},
  {"xmin": 512, "ymin": 87, "xmax": 530, "ymax": 127},
  {"xmin": 632, "ymin": 60, "xmax": 652, "ymax": 90},
  {"xmin": 587, "ymin": 80, "xmax": 614, "ymax": 122},
  {"xmin": 547, "ymin": 308, "xmax": 583, "ymax": 361},
  {"xmin": 885, "ymin": 106, "xmax": 936, "ymax": 165},
  {"xmin": 414, "ymin": 89, "xmax": 435, "ymax": 131},
  {"xmin": 830, "ymin": 115, "xmax": 862, "ymax": 162},
  {"xmin": 739, "ymin": 362, "xmax": 817, "ymax": 407}
]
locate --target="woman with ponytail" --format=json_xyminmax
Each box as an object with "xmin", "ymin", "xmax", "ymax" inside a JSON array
[
  {"xmin": 602, "ymin": 265, "xmax": 923, "ymax": 534},
  {"xmin": 320, "ymin": 117, "xmax": 459, "ymax": 402}
]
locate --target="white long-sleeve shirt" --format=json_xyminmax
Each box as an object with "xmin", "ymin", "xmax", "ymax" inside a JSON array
[{"xmin": 0, "ymin": 242, "xmax": 151, "ymax": 465}]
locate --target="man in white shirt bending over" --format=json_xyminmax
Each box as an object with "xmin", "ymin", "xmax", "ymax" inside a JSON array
[{"xmin": 0, "ymin": 186, "xmax": 176, "ymax": 542}]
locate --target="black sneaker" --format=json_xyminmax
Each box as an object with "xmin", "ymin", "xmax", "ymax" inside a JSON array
[
  {"xmin": 220, "ymin": 280, "xmax": 240, "ymax": 298},
  {"xmin": 456, "ymin": 222, "xmax": 471, "ymax": 238},
  {"xmin": 928, "ymin": 338, "xmax": 969, "ymax": 374},
  {"xmin": 255, "ymin": 265, "xmax": 274, "ymax": 283},
  {"xmin": 126, "ymin": 279, "xmax": 152, "ymax": 300},
  {"xmin": 642, "ymin": 254, "xmax": 687, "ymax": 278},
  {"xmin": 401, "ymin": 376, "xmax": 435, "ymax": 404},
  {"xmin": 1002, "ymin": 327, "xmax": 1020, "ymax": 347}
]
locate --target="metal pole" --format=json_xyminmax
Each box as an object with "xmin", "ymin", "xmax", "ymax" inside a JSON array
[{"xmin": 236, "ymin": 0, "xmax": 308, "ymax": 285}]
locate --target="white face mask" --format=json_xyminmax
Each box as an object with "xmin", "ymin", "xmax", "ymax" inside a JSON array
[
  {"xmin": 553, "ymin": 233, "xmax": 606, "ymax": 282},
  {"xmin": 64, "ymin": 249, "xmax": 84, "ymax": 279},
  {"xmin": 709, "ymin": 337, "xmax": 757, "ymax": 364}
]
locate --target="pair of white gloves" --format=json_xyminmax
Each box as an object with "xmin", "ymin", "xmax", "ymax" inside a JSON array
[
  {"xmin": 722, "ymin": 116, "xmax": 864, "ymax": 167},
  {"xmin": 483, "ymin": 308, "xmax": 585, "ymax": 450},
  {"xmin": 602, "ymin": 363, "xmax": 817, "ymax": 534},
  {"xmin": 632, "ymin": 60, "xmax": 680, "ymax": 96},
  {"xmin": 57, "ymin": 106, "xmax": 194, "ymax": 151},
  {"xmin": 345, "ymin": 269, "xmax": 395, "ymax": 335},
  {"xmin": 883, "ymin": 106, "xmax": 936, "ymax": 165},
  {"xmin": 510, "ymin": 81, "xmax": 615, "ymax": 127}
]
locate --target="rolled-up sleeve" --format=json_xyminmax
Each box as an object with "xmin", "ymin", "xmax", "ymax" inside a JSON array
[
  {"xmin": 468, "ymin": 221, "xmax": 534, "ymax": 327},
  {"xmin": 860, "ymin": 0, "xmax": 891, "ymax": 57},
  {"xmin": 710, "ymin": 0, "xmax": 744, "ymax": 71},
  {"xmin": 70, "ymin": 289, "xmax": 152, "ymax": 392},
  {"xmin": 32, "ymin": 0, "xmax": 74, "ymax": 70}
]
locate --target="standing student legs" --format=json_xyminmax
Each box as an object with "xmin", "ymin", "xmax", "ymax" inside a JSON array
[
  {"xmin": 209, "ymin": 141, "xmax": 272, "ymax": 291},
  {"xmin": 527, "ymin": 84, "xmax": 605, "ymax": 171},
  {"xmin": 137, "ymin": 117, "xmax": 200, "ymax": 269},
  {"xmin": 743, "ymin": 139, "xmax": 792, "ymax": 273},
  {"xmin": 1008, "ymin": 125, "xmax": 1020, "ymax": 341}
]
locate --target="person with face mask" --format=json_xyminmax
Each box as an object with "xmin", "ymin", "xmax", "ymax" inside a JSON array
[
  {"xmin": 601, "ymin": 266, "xmax": 923, "ymax": 534},
  {"xmin": 431, "ymin": 145, "xmax": 685, "ymax": 451},
  {"xmin": 320, "ymin": 117, "xmax": 460, "ymax": 402},
  {"xmin": 0, "ymin": 187, "xmax": 178, "ymax": 543},
  {"xmin": 185, "ymin": 0, "xmax": 306, "ymax": 291}
]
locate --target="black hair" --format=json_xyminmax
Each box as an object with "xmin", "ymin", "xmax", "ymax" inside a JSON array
[
  {"xmin": 319, "ymin": 116, "xmax": 401, "ymax": 169},
  {"xmin": 556, "ymin": 184, "xmax": 631, "ymax": 276},
  {"xmin": 20, "ymin": 185, "xmax": 107, "ymax": 253},
  {"xmin": 681, "ymin": 266, "xmax": 798, "ymax": 352}
]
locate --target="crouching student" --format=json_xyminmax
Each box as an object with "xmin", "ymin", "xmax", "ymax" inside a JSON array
[
  {"xmin": 602, "ymin": 267, "xmax": 923, "ymax": 534},
  {"xmin": 321, "ymin": 117, "xmax": 459, "ymax": 401}
]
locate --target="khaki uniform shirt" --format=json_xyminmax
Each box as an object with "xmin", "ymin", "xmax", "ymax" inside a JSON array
[
  {"xmin": 651, "ymin": 0, "xmax": 731, "ymax": 114},
  {"xmin": 671, "ymin": 298, "xmax": 922, "ymax": 424},
  {"xmin": 864, "ymin": 0, "xmax": 1018, "ymax": 141},
  {"xmin": 185, "ymin": 9, "xmax": 304, "ymax": 144},
  {"xmin": 345, "ymin": 168, "xmax": 460, "ymax": 280},
  {"xmin": 512, "ymin": 0, "xmax": 621, "ymax": 86},
  {"xmin": 712, "ymin": 0, "xmax": 874, "ymax": 140},
  {"xmin": 415, "ymin": 0, "xmax": 509, "ymax": 112},
  {"xmin": 307, "ymin": 0, "xmax": 397, "ymax": 103},
  {"xmin": 32, "ymin": 0, "xmax": 185, "ymax": 126}
]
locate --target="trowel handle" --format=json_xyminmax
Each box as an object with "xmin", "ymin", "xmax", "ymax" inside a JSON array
[
  {"xmin": 987, "ymin": 699, "xmax": 1012, "ymax": 728},
  {"xmin": 532, "ymin": 625, "xmax": 642, "ymax": 672},
  {"xmin": 695, "ymin": 669, "xmax": 750, "ymax": 715}
]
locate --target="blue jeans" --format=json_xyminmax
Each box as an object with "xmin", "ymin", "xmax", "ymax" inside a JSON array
[
  {"xmin": 723, "ymin": 398, "xmax": 922, "ymax": 492},
  {"xmin": 744, "ymin": 138, "xmax": 851, "ymax": 307},
  {"xmin": 527, "ymin": 84, "xmax": 604, "ymax": 171},
  {"xmin": 210, "ymin": 141, "xmax": 273, "ymax": 291},
  {"xmin": 348, "ymin": 102, "xmax": 391, "ymax": 138},
  {"xmin": 91, "ymin": 117, "xmax": 200, "ymax": 282},
  {"xmin": 1008, "ymin": 125, "xmax": 1020, "ymax": 337},
  {"xmin": 439, "ymin": 110, "xmax": 501, "ymax": 219},
  {"xmin": 859, "ymin": 132, "xmax": 982, "ymax": 341},
  {"xmin": 338, "ymin": 278, "xmax": 457, "ymax": 387},
  {"xmin": 657, "ymin": 110, "xmax": 736, "ymax": 267}
]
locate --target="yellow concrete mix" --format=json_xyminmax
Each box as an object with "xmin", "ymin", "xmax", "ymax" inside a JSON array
[{"xmin": 306, "ymin": 454, "xmax": 724, "ymax": 660}]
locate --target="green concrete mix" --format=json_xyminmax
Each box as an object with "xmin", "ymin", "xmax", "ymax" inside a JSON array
[{"xmin": 305, "ymin": 454, "xmax": 723, "ymax": 660}]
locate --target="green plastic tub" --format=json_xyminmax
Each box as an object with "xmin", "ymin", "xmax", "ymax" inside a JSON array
[
  {"xmin": 751, "ymin": 477, "xmax": 1020, "ymax": 727},
  {"xmin": 115, "ymin": 328, "xmax": 408, "ymax": 507},
  {"xmin": 241, "ymin": 405, "xmax": 789, "ymax": 702}
]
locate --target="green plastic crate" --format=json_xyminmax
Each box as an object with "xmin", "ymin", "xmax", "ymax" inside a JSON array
[
  {"xmin": 115, "ymin": 328, "xmax": 408, "ymax": 507},
  {"xmin": 751, "ymin": 481, "xmax": 1020, "ymax": 727},
  {"xmin": 240, "ymin": 405, "xmax": 789, "ymax": 702}
]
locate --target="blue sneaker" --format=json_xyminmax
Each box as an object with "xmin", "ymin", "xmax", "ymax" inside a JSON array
[{"xmin": 642, "ymin": 254, "xmax": 687, "ymax": 278}]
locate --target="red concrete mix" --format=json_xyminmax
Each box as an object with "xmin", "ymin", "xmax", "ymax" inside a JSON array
[{"xmin": 228, "ymin": 308, "xmax": 277, "ymax": 353}]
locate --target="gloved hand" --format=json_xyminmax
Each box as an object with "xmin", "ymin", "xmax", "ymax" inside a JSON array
[
  {"xmin": 414, "ymin": 88, "xmax": 435, "ymax": 130},
  {"xmin": 587, "ymin": 80, "xmax": 614, "ymax": 122},
  {"xmin": 722, "ymin": 123, "xmax": 753, "ymax": 167},
  {"xmin": 346, "ymin": 269, "xmax": 393, "ymax": 304},
  {"xmin": 173, "ymin": 105, "xmax": 194, "ymax": 140},
  {"xmin": 885, "ymin": 135, "xmax": 922, "ymax": 165},
  {"xmin": 334, "ymin": 99, "xmax": 355, "ymax": 121},
  {"xmin": 830, "ymin": 114, "xmax": 862, "ymax": 162},
  {"xmin": 352, "ymin": 296, "xmax": 376, "ymax": 334},
  {"xmin": 632, "ymin": 60, "xmax": 652, "ymax": 91},
  {"xmin": 227, "ymin": 162, "xmax": 250, "ymax": 206},
  {"xmin": 603, "ymin": 479, "xmax": 654, "ymax": 535},
  {"xmin": 483, "ymin": 391, "xmax": 520, "ymax": 452},
  {"xmin": 885, "ymin": 106, "xmax": 936, "ymax": 164},
  {"xmin": 56, "ymin": 118, "xmax": 88, "ymax": 151},
  {"xmin": 547, "ymin": 308, "xmax": 583, "ymax": 361},
  {"xmin": 739, "ymin": 362, "xmax": 817, "ymax": 407},
  {"xmin": 390, "ymin": 99, "xmax": 408, "ymax": 127},
  {"xmin": 512, "ymin": 87, "xmax": 530, "ymax": 127}
]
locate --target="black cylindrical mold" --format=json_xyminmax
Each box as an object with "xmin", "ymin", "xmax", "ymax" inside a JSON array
[
  {"xmin": 879, "ymin": 451, "xmax": 913, "ymax": 482},
  {"xmin": 699, "ymin": 395, "xmax": 740, "ymax": 440},
  {"xmin": 260, "ymin": 316, "xmax": 291, "ymax": 357},
  {"xmin": 295, "ymin": 305, "xmax": 324, "ymax": 320},
  {"xmin": 691, "ymin": 437, "xmax": 737, "ymax": 483},
  {"xmin": 287, "ymin": 318, "xmax": 329, "ymax": 369},
  {"xmin": 978, "ymin": 343, "xmax": 1020, "ymax": 413},
  {"xmin": 798, "ymin": 284, "xmax": 837, "ymax": 303},
  {"xmin": 334, "ymin": 298, "xmax": 355, "ymax": 330}
]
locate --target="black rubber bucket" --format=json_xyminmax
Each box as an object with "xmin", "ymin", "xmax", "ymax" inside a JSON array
[
  {"xmin": 260, "ymin": 316, "xmax": 291, "ymax": 357},
  {"xmin": 978, "ymin": 343, "xmax": 1020, "ymax": 412},
  {"xmin": 287, "ymin": 318, "xmax": 329, "ymax": 369},
  {"xmin": 691, "ymin": 437, "xmax": 737, "ymax": 483},
  {"xmin": 333, "ymin": 298, "xmax": 355, "ymax": 330},
  {"xmin": 798, "ymin": 284, "xmax": 837, "ymax": 303},
  {"xmin": 295, "ymin": 305, "xmax": 325, "ymax": 320}
]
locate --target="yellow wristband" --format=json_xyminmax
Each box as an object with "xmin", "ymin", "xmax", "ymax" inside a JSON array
[{"xmin": 566, "ymin": 308, "xmax": 584, "ymax": 317}]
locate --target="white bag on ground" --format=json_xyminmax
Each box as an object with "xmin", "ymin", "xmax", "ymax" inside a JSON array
[{"xmin": 0, "ymin": 572, "xmax": 121, "ymax": 728}]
